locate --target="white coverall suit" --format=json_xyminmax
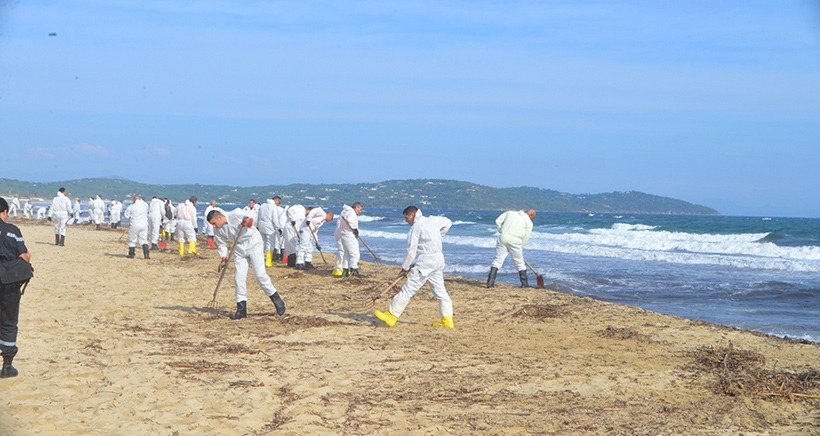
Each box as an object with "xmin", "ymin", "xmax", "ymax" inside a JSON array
[
  {"xmin": 298, "ymin": 207, "xmax": 327, "ymax": 265},
  {"xmin": 175, "ymin": 201, "xmax": 197, "ymax": 243},
  {"xmin": 148, "ymin": 198, "xmax": 164, "ymax": 245},
  {"xmin": 272, "ymin": 204, "xmax": 285, "ymax": 252},
  {"xmin": 203, "ymin": 205, "xmax": 218, "ymax": 237},
  {"xmin": 125, "ymin": 199, "xmax": 149, "ymax": 247},
  {"xmin": 491, "ymin": 210, "xmax": 533, "ymax": 272},
  {"xmin": 109, "ymin": 201, "xmax": 122, "ymax": 226},
  {"xmin": 69, "ymin": 200, "xmax": 80, "ymax": 223},
  {"xmin": 389, "ymin": 210, "xmax": 454, "ymax": 319},
  {"xmin": 9, "ymin": 197, "xmax": 19, "ymax": 217},
  {"xmin": 256, "ymin": 200, "xmax": 276, "ymax": 253},
  {"xmin": 50, "ymin": 192, "xmax": 73, "ymax": 237},
  {"xmin": 334, "ymin": 204, "xmax": 360, "ymax": 271},
  {"xmin": 283, "ymin": 205, "xmax": 306, "ymax": 257},
  {"xmin": 214, "ymin": 209, "xmax": 279, "ymax": 304},
  {"xmin": 92, "ymin": 196, "xmax": 106, "ymax": 225}
]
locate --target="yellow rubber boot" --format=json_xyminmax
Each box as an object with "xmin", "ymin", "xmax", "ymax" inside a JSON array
[
  {"xmin": 178, "ymin": 242, "xmax": 185, "ymax": 256},
  {"xmin": 188, "ymin": 241, "xmax": 197, "ymax": 255},
  {"xmin": 265, "ymin": 250, "xmax": 273, "ymax": 267},
  {"xmin": 374, "ymin": 310, "xmax": 398, "ymax": 327},
  {"xmin": 432, "ymin": 316, "xmax": 454, "ymax": 329}
]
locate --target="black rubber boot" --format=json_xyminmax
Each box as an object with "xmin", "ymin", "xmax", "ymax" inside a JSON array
[
  {"xmin": 304, "ymin": 261, "xmax": 314, "ymax": 270},
  {"xmin": 351, "ymin": 268, "xmax": 363, "ymax": 278},
  {"xmin": 127, "ymin": 247, "xmax": 136, "ymax": 258},
  {"xmin": 287, "ymin": 255, "xmax": 296, "ymax": 268},
  {"xmin": 518, "ymin": 270, "xmax": 529, "ymax": 288},
  {"xmin": 295, "ymin": 263, "xmax": 305, "ymax": 270},
  {"xmin": 274, "ymin": 250, "xmax": 281, "ymax": 262},
  {"xmin": 487, "ymin": 267, "xmax": 498, "ymax": 288},
  {"xmin": 1, "ymin": 357, "xmax": 17, "ymax": 378},
  {"xmin": 230, "ymin": 301, "xmax": 247, "ymax": 320},
  {"xmin": 55, "ymin": 234, "xmax": 60, "ymax": 245},
  {"xmin": 343, "ymin": 268, "xmax": 350, "ymax": 277},
  {"xmin": 59, "ymin": 235, "xmax": 65, "ymax": 246},
  {"xmin": 151, "ymin": 243, "xmax": 159, "ymax": 251},
  {"xmin": 142, "ymin": 244, "xmax": 150, "ymax": 259},
  {"xmin": 96, "ymin": 224, "xmax": 101, "ymax": 230},
  {"xmin": 270, "ymin": 293, "xmax": 286, "ymax": 316}
]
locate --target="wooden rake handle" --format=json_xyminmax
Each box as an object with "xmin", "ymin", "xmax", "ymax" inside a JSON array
[
  {"xmin": 524, "ymin": 259, "xmax": 541, "ymax": 276},
  {"xmin": 210, "ymin": 224, "xmax": 247, "ymax": 304}
]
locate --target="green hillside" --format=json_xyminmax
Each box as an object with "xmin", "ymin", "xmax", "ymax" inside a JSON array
[{"xmin": 0, "ymin": 177, "xmax": 719, "ymax": 215}]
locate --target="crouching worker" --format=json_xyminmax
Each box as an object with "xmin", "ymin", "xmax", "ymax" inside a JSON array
[
  {"xmin": 374, "ymin": 206, "xmax": 454, "ymax": 329},
  {"xmin": 208, "ymin": 209, "xmax": 286, "ymax": 320}
]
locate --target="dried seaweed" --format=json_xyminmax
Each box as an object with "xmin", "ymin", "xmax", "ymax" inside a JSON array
[
  {"xmin": 688, "ymin": 342, "xmax": 820, "ymax": 401},
  {"xmin": 511, "ymin": 304, "xmax": 565, "ymax": 320}
]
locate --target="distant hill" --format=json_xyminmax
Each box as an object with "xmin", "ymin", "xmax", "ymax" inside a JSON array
[{"xmin": 0, "ymin": 178, "xmax": 719, "ymax": 215}]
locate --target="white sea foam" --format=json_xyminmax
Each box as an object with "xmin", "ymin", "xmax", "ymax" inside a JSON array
[
  {"xmin": 526, "ymin": 224, "xmax": 820, "ymax": 272},
  {"xmin": 451, "ymin": 220, "xmax": 476, "ymax": 225},
  {"xmin": 358, "ymin": 215, "xmax": 386, "ymax": 222}
]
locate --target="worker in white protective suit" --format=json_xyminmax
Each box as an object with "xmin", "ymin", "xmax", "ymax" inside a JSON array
[
  {"xmin": 269, "ymin": 196, "xmax": 285, "ymax": 263},
  {"xmin": 9, "ymin": 196, "xmax": 20, "ymax": 217},
  {"xmin": 109, "ymin": 200, "xmax": 122, "ymax": 229},
  {"xmin": 147, "ymin": 196, "xmax": 164, "ymax": 250},
  {"xmin": 374, "ymin": 206, "xmax": 455, "ymax": 329},
  {"xmin": 23, "ymin": 200, "xmax": 33, "ymax": 219},
  {"xmin": 487, "ymin": 209, "xmax": 536, "ymax": 288},
  {"xmin": 256, "ymin": 197, "xmax": 277, "ymax": 267},
  {"xmin": 208, "ymin": 208, "xmax": 286, "ymax": 320},
  {"xmin": 244, "ymin": 199, "xmax": 260, "ymax": 222},
  {"xmin": 296, "ymin": 207, "xmax": 334, "ymax": 270},
  {"xmin": 202, "ymin": 201, "xmax": 221, "ymax": 249},
  {"xmin": 69, "ymin": 199, "xmax": 80, "ymax": 224},
  {"xmin": 91, "ymin": 195, "xmax": 106, "ymax": 230},
  {"xmin": 50, "ymin": 187, "xmax": 73, "ymax": 246},
  {"xmin": 283, "ymin": 204, "xmax": 306, "ymax": 268},
  {"xmin": 175, "ymin": 197, "xmax": 198, "ymax": 256},
  {"xmin": 124, "ymin": 195, "xmax": 150, "ymax": 259},
  {"xmin": 333, "ymin": 202, "xmax": 363, "ymax": 278}
]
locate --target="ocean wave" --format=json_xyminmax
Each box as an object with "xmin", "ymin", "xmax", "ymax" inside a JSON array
[
  {"xmin": 358, "ymin": 215, "xmax": 386, "ymax": 222},
  {"xmin": 452, "ymin": 220, "xmax": 477, "ymax": 225}
]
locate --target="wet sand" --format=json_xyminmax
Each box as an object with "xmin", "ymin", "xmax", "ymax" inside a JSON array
[{"xmin": 1, "ymin": 221, "xmax": 818, "ymax": 434}]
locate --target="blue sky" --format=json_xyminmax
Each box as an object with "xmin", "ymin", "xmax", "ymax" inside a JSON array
[{"xmin": 1, "ymin": 1, "xmax": 818, "ymax": 217}]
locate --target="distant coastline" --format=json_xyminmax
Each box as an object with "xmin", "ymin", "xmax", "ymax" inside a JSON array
[{"xmin": 0, "ymin": 177, "xmax": 719, "ymax": 215}]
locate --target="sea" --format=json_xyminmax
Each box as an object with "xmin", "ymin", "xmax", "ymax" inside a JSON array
[
  {"xmin": 30, "ymin": 201, "xmax": 820, "ymax": 342},
  {"xmin": 332, "ymin": 208, "xmax": 820, "ymax": 343}
]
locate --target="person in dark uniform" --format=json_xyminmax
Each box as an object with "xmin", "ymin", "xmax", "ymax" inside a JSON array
[{"xmin": 0, "ymin": 197, "xmax": 32, "ymax": 378}]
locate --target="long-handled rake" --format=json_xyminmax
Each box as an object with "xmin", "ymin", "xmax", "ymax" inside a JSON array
[
  {"xmin": 362, "ymin": 265, "xmax": 415, "ymax": 310},
  {"xmin": 307, "ymin": 226, "xmax": 327, "ymax": 265},
  {"xmin": 524, "ymin": 259, "xmax": 545, "ymax": 288},
  {"xmin": 358, "ymin": 235, "xmax": 381, "ymax": 261},
  {"xmin": 342, "ymin": 215, "xmax": 381, "ymax": 261},
  {"xmin": 207, "ymin": 225, "xmax": 246, "ymax": 309}
]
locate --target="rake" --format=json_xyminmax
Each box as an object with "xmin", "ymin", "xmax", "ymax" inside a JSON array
[
  {"xmin": 524, "ymin": 259, "xmax": 545, "ymax": 288},
  {"xmin": 306, "ymin": 225, "xmax": 328, "ymax": 265},
  {"xmin": 207, "ymin": 225, "xmax": 246, "ymax": 309},
  {"xmin": 361, "ymin": 274, "xmax": 406, "ymax": 310}
]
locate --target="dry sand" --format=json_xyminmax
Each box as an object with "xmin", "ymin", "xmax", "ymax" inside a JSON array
[{"xmin": 0, "ymin": 221, "xmax": 817, "ymax": 435}]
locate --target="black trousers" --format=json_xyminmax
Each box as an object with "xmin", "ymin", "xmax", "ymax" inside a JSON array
[{"xmin": 0, "ymin": 283, "xmax": 22, "ymax": 359}]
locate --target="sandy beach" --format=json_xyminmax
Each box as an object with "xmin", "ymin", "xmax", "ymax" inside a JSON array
[{"xmin": 0, "ymin": 220, "xmax": 817, "ymax": 435}]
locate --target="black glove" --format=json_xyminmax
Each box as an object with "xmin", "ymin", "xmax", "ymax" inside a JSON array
[
  {"xmin": 315, "ymin": 243, "xmax": 322, "ymax": 251},
  {"xmin": 194, "ymin": 227, "xmax": 198, "ymax": 233},
  {"xmin": 291, "ymin": 221, "xmax": 296, "ymax": 226},
  {"xmin": 278, "ymin": 229, "xmax": 283, "ymax": 235},
  {"xmin": 353, "ymin": 229, "xmax": 359, "ymax": 238}
]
